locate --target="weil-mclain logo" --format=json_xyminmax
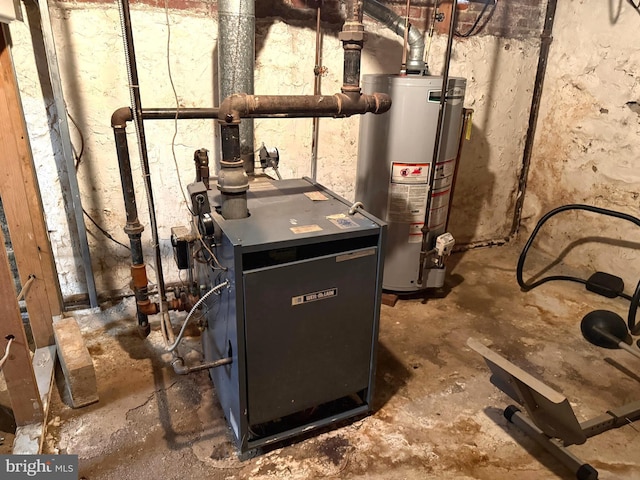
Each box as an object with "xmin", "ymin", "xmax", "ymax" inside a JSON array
[{"xmin": 1, "ymin": 455, "xmax": 78, "ymax": 479}]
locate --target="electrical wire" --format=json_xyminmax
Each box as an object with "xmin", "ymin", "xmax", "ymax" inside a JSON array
[
  {"xmin": 191, "ymin": 216, "xmax": 227, "ymax": 271},
  {"xmin": 164, "ymin": 0, "xmax": 194, "ymax": 216},
  {"xmin": 0, "ymin": 337, "xmax": 14, "ymax": 370},
  {"xmin": 16, "ymin": 275, "xmax": 35, "ymax": 301},
  {"xmin": 167, "ymin": 279, "xmax": 229, "ymax": 352},
  {"xmin": 67, "ymin": 104, "xmax": 131, "ymax": 252},
  {"xmin": 516, "ymin": 204, "xmax": 640, "ymax": 333},
  {"xmin": 83, "ymin": 208, "xmax": 131, "ymax": 251},
  {"xmin": 67, "ymin": 111, "xmax": 85, "ymax": 171},
  {"xmin": 455, "ymin": 0, "xmax": 496, "ymax": 38}
]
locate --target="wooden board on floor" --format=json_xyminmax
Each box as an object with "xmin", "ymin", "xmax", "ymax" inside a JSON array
[
  {"xmin": 381, "ymin": 292, "xmax": 399, "ymax": 307},
  {"xmin": 0, "ymin": 25, "xmax": 62, "ymax": 348},
  {"xmin": 13, "ymin": 346, "xmax": 57, "ymax": 454}
]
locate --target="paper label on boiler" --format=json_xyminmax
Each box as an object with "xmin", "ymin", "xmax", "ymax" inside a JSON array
[{"xmin": 290, "ymin": 225, "xmax": 323, "ymax": 234}]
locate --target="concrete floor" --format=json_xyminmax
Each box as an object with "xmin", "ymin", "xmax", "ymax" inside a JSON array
[{"xmin": 25, "ymin": 245, "xmax": 640, "ymax": 478}]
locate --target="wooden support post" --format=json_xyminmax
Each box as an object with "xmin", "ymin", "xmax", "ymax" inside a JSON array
[
  {"xmin": 0, "ymin": 227, "xmax": 44, "ymax": 426},
  {"xmin": 0, "ymin": 25, "xmax": 62, "ymax": 348}
]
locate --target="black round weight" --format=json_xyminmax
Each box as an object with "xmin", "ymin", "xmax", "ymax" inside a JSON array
[{"xmin": 580, "ymin": 310, "xmax": 628, "ymax": 349}]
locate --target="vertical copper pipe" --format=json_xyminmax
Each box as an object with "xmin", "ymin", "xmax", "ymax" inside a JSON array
[
  {"xmin": 401, "ymin": 0, "xmax": 411, "ymax": 73},
  {"xmin": 311, "ymin": 4, "xmax": 323, "ymax": 180}
]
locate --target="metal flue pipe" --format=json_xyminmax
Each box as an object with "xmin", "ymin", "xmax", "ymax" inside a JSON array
[
  {"xmin": 218, "ymin": 0, "xmax": 255, "ymax": 175},
  {"xmin": 363, "ymin": 0, "xmax": 427, "ymax": 75}
]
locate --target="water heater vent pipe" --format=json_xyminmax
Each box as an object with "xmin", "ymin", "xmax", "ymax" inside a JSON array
[{"xmin": 363, "ymin": 0, "xmax": 427, "ymax": 75}]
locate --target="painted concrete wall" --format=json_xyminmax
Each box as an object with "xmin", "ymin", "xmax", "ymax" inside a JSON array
[
  {"xmin": 522, "ymin": 1, "xmax": 640, "ymax": 291},
  {"xmin": 10, "ymin": 2, "xmax": 542, "ymax": 299}
]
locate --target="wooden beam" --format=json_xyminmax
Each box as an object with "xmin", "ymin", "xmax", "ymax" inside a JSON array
[
  {"xmin": 0, "ymin": 226, "xmax": 44, "ymax": 426},
  {"xmin": 0, "ymin": 25, "xmax": 62, "ymax": 348}
]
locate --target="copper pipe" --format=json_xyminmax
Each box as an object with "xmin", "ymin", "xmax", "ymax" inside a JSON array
[
  {"xmin": 311, "ymin": 4, "xmax": 323, "ymax": 180},
  {"xmin": 401, "ymin": 0, "xmax": 411, "ymax": 73}
]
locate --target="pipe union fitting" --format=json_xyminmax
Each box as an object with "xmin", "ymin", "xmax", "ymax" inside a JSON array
[
  {"xmin": 338, "ymin": 30, "xmax": 367, "ymax": 42},
  {"xmin": 124, "ymin": 223, "xmax": 144, "ymax": 235}
]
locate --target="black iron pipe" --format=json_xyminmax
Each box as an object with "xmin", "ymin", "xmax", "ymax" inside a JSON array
[
  {"xmin": 117, "ymin": 0, "xmax": 168, "ymax": 308},
  {"xmin": 112, "ymin": 118, "xmax": 152, "ymax": 335},
  {"xmin": 343, "ymin": 49, "xmax": 362, "ymax": 89},
  {"xmin": 218, "ymin": 124, "xmax": 249, "ymax": 219},
  {"xmin": 141, "ymin": 108, "xmax": 220, "ymax": 120},
  {"xmin": 113, "ymin": 127, "xmax": 140, "ymax": 230},
  {"xmin": 340, "ymin": 0, "xmax": 366, "ymax": 94},
  {"xmin": 510, "ymin": 0, "xmax": 558, "ymax": 237},
  {"xmin": 221, "ymin": 124, "xmax": 241, "ymax": 163}
]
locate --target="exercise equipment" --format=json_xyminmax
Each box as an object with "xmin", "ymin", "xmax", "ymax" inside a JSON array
[
  {"xmin": 468, "ymin": 338, "xmax": 640, "ymax": 480},
  {"xmin": 517, "ymin": 204, "xmax": 640, "ymax": 336},
  {"xmin": 580, "ymin": 310, "xmax": 640, "ymax": 359}
]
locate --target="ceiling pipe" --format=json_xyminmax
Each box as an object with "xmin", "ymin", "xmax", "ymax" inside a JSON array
[
  {"xmin": 363, "ymin": 0, "xmax": 428, "ymax": 75},
  {"xmin": 218, "ymin": 0, "xmax": 255, "ymax": 175}
]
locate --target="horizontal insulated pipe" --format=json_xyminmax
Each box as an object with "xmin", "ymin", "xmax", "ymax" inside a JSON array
[{"xmin": 364, "ymin": 0, "xmax": 427, "ymax": 74}]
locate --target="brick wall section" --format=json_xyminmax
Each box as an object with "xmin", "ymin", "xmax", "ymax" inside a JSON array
[
  {"xmin": 53, "ymin": 0, "xmax": 546, "ymax": 40},
  {"xmin": 392, "ymin": 1, "xmax": 546, "ymax": 39}
]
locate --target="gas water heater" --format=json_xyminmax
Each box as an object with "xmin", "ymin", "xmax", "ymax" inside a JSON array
[{"xmin": 356, "ymin": 74, "xmax": 466, "ymax": 292}]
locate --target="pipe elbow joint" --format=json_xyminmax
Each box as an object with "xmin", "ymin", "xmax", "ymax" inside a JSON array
[
  {"xmin": 218, "ymin": 94, "xmax": 249, "ymax": 123},
  {"xmin": 137, "ymin": 299, "xmax": 159, "ymax": 316},
  {"xmin": 111, "ymin": 107, "xmax": 133, "ymax": 128},
  {"xmin": 171, "ymin": 357, "xmax": 189, "ymax": 375}
]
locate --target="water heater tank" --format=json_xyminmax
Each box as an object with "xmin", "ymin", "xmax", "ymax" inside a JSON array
[{"xmin": 356, "ymin": 74, "xmax": 466, "ymax": 292}]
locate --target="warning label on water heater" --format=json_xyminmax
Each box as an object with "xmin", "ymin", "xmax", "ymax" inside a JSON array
[
  {"xmin": 388, "ymin": 183, "xmax": 429, "ymax": 223},
  {"xmin": 387, "ymin": 162, "xmax": 430, "ymax": 223},
  {"xmin": 391, "ymin": 162, "xmax": 430, "ymax": 184},
  {"xmin": 291, "ymin": 288, "xmax": 338, "ymax": 306}
]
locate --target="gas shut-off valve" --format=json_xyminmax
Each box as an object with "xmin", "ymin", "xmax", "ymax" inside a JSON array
[{"xmin": 435, "ymin": 232, "xmax": 455, "ymax": 266}]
